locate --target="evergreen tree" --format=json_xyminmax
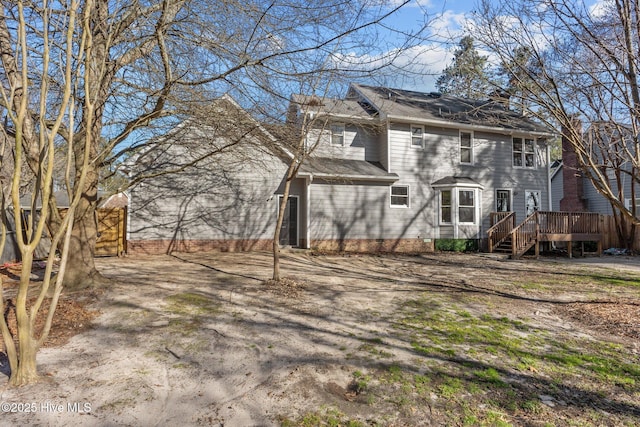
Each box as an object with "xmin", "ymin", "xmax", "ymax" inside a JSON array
[{"xmin": 436, "ymin": 36, "xmax": 490, "ymax": 98}]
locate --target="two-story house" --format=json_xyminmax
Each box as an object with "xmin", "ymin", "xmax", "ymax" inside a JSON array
[
  {"xmin": 127, "ymin": 85, "xmax": 555, "ymax": 254},
  {"xmin": 282, "ymin": 84, "xmax": 554, "ymax": 252}
]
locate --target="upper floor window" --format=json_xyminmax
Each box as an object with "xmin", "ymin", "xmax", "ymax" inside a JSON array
[
  {"xmin": 390, "ymin": 185, "xmax": 410, "ymax": 208},
  {"xmin": 410, "ymin": 125, "xmax": 424, "ymax": 148},
  {"xmin": 513, "ymin": 137, "xmax": 535, "ymax": 168},
  {"xmin": 460, "ymin": 131, "xmax": 473, "ymax": 164},
  {"xmin": 330, "ymin": 123, "xmax": 345, "ymax": 146}
]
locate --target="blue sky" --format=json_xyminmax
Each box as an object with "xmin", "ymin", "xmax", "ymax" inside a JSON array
[
  {"xmin": 381, "ymin": 0, "xmax": 478, "ymax": 92},
  {"xmin": 376, "ymin": 0, "xmax": 604, "ymax": 92}
]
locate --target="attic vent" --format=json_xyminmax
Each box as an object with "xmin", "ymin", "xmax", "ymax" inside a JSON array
[{"xmin": 429, "ymin": 92, "xmax": 442, "ymax": 99}]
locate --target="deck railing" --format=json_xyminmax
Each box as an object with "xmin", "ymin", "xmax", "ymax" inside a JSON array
[
  {"xmin": 487, "ymin": 212, "xmax": 516, "ymax": 253},
  {"xmin": 511, "ymin": 212, "xmax": 538, "ymax": 258},
  {"xmin": 536, "ymin": 211, "xmax": 601, "ymax": 235},
  {"xmin": 490, "ymin": 211, "xmax": 603, "ymax": 258}
]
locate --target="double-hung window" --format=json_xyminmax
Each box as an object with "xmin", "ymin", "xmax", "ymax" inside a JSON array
[
  {"xmin": 513, "ymin": 137, "xmax": 535, "ymax": 168},
  {"xmin": 458, "ymin": 190, "xmax": 475, "ymax": 223},
  {"xmin": 390, "ymin": 185, "xmax": 410, "ymax": 207},
  {"xmin": 330, "ymin": 123, "xmax": 345, "ymax": 146},
  {"xmin": 439, "ymin": 188, "xmax": 479, "ymax": 225},
  {"xmin": 410, "ymin": 125, "xmax": 424, "ymax": 148},
  {"xmin": 460, "ymin": 131, "xmax": 473, "ymax": 164},
  {"xmin": 440, "ymin": 190, "xmax": 452, "ymax": 223}
]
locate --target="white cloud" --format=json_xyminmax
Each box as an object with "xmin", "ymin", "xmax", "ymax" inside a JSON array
[
  {"xmin": 589, "ymin": 0, "xmax": 611, "ymax": 18},
  {"xmin": 332, "ymin": 42, "xmax": 452, "ymax": 91}
]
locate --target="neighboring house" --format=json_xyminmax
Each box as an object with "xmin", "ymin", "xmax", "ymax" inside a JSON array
[
  {"xmin": 100, "ymin": 192, "xmax": 129, "ymax": 209},
  {"xmin": 551, "ymin": 123, "xmax": 637, "ymax": 215},
  {"xmin": 127, "ymin": 85, "xmax": 555, "ymax": 254}
]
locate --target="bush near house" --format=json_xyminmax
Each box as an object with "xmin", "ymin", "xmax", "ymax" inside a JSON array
[{"xmin": 435, "ymin": 238, "xmax": 479, "ymax": 252}]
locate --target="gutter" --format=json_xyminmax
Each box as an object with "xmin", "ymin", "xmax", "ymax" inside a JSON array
[
  {"xmin": 297, "ymin": 171, "xmax": 399, "ymax": 183},
  {"xmin": 386, "ymin": 114, "xmax": 557, "ymax": 138}
]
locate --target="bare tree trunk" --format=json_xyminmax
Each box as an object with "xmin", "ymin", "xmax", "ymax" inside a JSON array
[
  {"xmin": 272, "ymin": 161, "xmax": 297, "ymax": 282},
  {"xmin": 10, "ymin": 252, "xmax": 38, "ymax": 386}
]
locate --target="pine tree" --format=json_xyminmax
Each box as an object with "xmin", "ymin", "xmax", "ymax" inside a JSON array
[{"xmin": 436, "ymin": 36, "xmax": 490, "ymax": 99}]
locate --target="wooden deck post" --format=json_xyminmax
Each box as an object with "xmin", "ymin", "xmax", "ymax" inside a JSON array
[
  {"xmin": 568, "ymin": 241, "xmax": 572, "ymax": 258},
  {"xmin": 535, "ymin": 223, "xmax": 540, "ymax": 258}
]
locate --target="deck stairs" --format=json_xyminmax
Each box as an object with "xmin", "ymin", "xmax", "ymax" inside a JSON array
[{"xmin": 487, "ymin": 211, "xmax": 602, "ymax": 259}]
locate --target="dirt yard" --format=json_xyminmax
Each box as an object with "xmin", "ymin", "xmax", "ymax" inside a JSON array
[{"xmin": 1, "ymin": 251, "xmax": 639, "ymax": 426}]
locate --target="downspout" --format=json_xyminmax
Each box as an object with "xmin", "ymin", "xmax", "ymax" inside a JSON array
[
  {"xmin": 306, "ymin": 173, "xmax": 313, "ymax": 249},
  {"xmin": 546, "ymin": 143, "xmax": 552, "ymax": 211},
  {"xmin": 386, "ymin": 119, "xmax": 392, "ymax": 173}
]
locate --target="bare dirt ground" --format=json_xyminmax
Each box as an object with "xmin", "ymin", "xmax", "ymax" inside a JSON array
[{"xmin": 0, "ymin": 251, "xmax": 639, "ymax": 426}]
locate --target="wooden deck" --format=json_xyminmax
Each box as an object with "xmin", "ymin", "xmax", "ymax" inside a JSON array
[{"xmin": 488, "ymin": 211, "xmax": 602, "ymax": 258}]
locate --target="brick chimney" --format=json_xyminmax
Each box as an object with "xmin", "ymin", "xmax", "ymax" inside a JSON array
[{"xmin": 559, "ymin": 120, "xmax": 588, "ymax": 212}]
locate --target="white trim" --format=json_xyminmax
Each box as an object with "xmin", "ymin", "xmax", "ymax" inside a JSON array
[
  {"xmin": 439, "ymin": 189, "xmax": 452, "ymax": 225},
  {"xmin": 330, "ymin": 122, "xmax": 345, "ymax": 146},
  {"xmin": 495, "ymin": 189, "xmax": 512, "ymax": 212},
  {"xmin": 525, "ymin": 189, "xmax": 541, "ymax": 216},
  {"xmin": 306, "ymin": 179, "xmax": 311, "ymax": 249},
  {"xmin": 390, "ymin": 184, "xmax": 410, "ymax": 208},
  {"xmin": 457, "ymin": 188, "xmax": 476, "ymax": 224},
  {"xmin": 438, "ymin": 187, "xmax": 480, "ymax": 226},
  {"xmin": 512, "ymin": 136, "xmax": 537, "ymax": 169},
  {"xmin": 277, "ymin": 195, "xmax": 300, "ymax": 247},
  {"xmin": 547, "ymin": 143, "xmax": 552, "ymax": 212},
  {"xmin": 385, "ymin": 114, "xmax": 556, "ymax": 138},
  {"xmin": 459, "ymin": 130, "xmax": 474, "ymax": 165},
  {"xmin": 410, "ymin": 124, "xmax": 425, "ymax": 149}
]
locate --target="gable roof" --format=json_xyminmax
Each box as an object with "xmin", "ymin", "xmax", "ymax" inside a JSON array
[{"xmin": 349, "ymin": 84, "xmax": 555, "ymax": 136}]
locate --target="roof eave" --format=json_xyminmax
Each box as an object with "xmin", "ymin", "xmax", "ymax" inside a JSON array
[
  {"xmin": 298, "ymin": 171, "xmax": 399, "ymax": 182},
  {"xmin": 386, "ymin": 114, "xmax": 556, "ymax": 137}
]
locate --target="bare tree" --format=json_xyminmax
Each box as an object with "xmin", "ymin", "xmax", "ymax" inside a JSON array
[
  {"xmin": 0, "ymin": 0, "xmax": 94, "ymax": 386},
  {"xmin": 472, "ymin": 0, "xmax": 640, "ymax": 236},
  {"xmin": 0, "ymin": 0, "xmax": 433, "ymax": 290}
]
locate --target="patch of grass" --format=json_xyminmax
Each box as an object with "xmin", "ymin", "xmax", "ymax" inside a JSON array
[
  {"xmin": 473, "ymin": 368, "xmax": 506, "ymax": 387},
  {"xmin": 279, "ymin": 406, "xmax": 368, "ymax": 427},
  {"xmin": 165, "ymin": 292, "xmax": 220, "ymax": 316},
  {"xmin": 589, "ymin": 274, "xmax": 640, "ymax": 288},
  {"xmin": 383, "ymin": 290, "xmax": 640, "ymax": 425},
  {"xmin": 351, "ymin": 370, "xmax": 371, "ymax": 394},
  {"xmin": 357, "ymin": 336, "xmax": 393, "ymax": 358}
]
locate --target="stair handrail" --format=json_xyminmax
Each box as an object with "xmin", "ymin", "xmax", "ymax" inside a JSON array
[
  {"xmin": 487, "ymin": 212, "xmax": 516, "ymax": 253},
  {"xmin": 511, "ymin": 211, "xmax": 539, "ymax": 258}
]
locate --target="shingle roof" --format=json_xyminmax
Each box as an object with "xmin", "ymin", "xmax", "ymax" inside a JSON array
[
  {"xmin": 299, "ymin": 157, "xmax": 398, "ymax": 182},
  {"xmin": 290, "ymin": 94, "xmax": 376, "ymax": 120},
  {"xmin": 351, "ymin": 84, "xmax": 554, "ymax": 135},
  {"xmin": 431, "ymin": 176, "xmax": 483, "ymax": 188}
]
